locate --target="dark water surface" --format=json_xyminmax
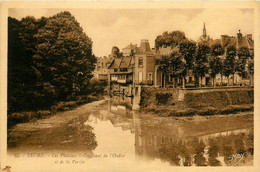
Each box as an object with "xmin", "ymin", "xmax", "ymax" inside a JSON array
[{"xmin": 7, "ymin": 97, "xmax": 254, "ymax": 171}]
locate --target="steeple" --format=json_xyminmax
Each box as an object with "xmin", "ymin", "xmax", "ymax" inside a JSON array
[{"xmin": 203, "ymin": 22, "xmax": 207, "ymax": 38}]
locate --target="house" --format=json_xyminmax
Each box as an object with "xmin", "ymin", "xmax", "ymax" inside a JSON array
[
  {"xmin": 154, "ymin": 24, "xmax": 254, "ymax": 87},
  {"xmin": 108, "ymin": 39, "xmax": 156, "ymax": 95},
  {"xmin": 94, "ymin": 56, "xmax": 113, "ymax": 82},
  {"xmin": 108, "ymin": 56, "xmax": 134, "ymax": 95},
  {"xmin": 215, "ymin": 30, "xmax": 254, "ymax": 86},
  {"xmin": 221, "ymin": 30, "xmax": 254, "ymax": 52},
  {"xmin": 107, "ymin": 24, "xmax": 253, "ymax": 92},
  {"xmin": 122, "ymin": 43, "xmax": 138, "ymax": 56}
]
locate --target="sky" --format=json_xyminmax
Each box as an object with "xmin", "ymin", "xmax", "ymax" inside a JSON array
[{"xmin": 9, "ymin": 8, "xmax": 254, "ymax": 57}]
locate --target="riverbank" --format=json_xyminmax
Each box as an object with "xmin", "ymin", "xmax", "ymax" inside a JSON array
[
  {"xmin": 140, "ymin": 87, "xmax": 254, "ymax": 117},
  {"xmin": 8, "ymin": 98, "xmax": 107, "ymax": 148},
  {"xmin": 8, "ymin": 94, "xmax": 104, "ymax": 129},
  {"xmin": 8, "ymin": 97, "xmax": 253, "ymax": 167},
  {"xmin": 142, "ymin": 104, "xmax": 253, "ymax": 117}
]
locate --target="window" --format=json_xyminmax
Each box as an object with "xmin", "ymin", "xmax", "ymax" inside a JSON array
[
  {"xmin": 138, "ymin": 57, "xmax": 143, "ymax": 67},
  {"xmin": 148, "ymin": 72, "xmax": 153, "ymax": 81}
]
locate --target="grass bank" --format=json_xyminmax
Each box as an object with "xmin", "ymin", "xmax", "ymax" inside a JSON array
[
  {"xmin": 140, "ymin": 87, "xmax": 254, "ymax": 117},
  {"xmin": 142, "ymin": 104, "xmax": 253, "ymax": 117},
  {"xmin": 8, "ymin": 94, "xmax": 103, "ymax": 128}
]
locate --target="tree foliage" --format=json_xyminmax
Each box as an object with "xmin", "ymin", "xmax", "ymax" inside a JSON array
[
  {"xmin": 111, "ymin": 46, "xmax": 122, "ymax": 58},
  {"xmin": 8, "ymin": 11, "xmax": 96, "ymax": 112},
  {"xmin": 211, "ymin": 43, "xmax": 224, "ymax": 57},
  {"xmin": 155, "ymin": 30, "xmax": 186, "ymax": 49},
  {"xmin": 223, "ymin": 46, "xmax": 236, "ymax": 78},
  {"xmin": 210, "ymin": 57, "xmax": 223, "ymax": 78},
  {"xmin": 179, "ymin": 39, "xmax": 197, "ymax": 69},
  {"xmin": 193, "ymin": 43, "xmax": 210, "ymax": 85},
  {"xmin": 235, "ymin": 46, "xmax": 250, "ymax": 78}
]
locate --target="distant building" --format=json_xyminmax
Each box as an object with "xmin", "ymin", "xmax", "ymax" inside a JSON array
[
  {"xmin": 108, "ymin": 39, "xmax": 156, "ymax": 95},
  {"xmin": 106, "ymin": 24, "xmax": 254, "ymax": 92},
  {"xmin": 94, "ymin": 56, "xmax": 113, "ymax": 82},
  {"xmin": 221, "ymin": 30, "xmax": 254, "ymax": 52},
  {"xmin": 197, "ymin": 22, "xmax": 212, "ymax": 44},
  {"xmin": 122, "ymin": 43, "xmax": 138, "ymax": 56}
]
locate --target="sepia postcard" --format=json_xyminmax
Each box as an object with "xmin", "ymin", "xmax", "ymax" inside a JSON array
[{"xmin": 0, "ymin": 1, "xmax": 259, "ymax": 172}]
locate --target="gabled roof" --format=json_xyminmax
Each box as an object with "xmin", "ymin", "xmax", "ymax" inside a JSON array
[
  {"xmin": 107, "ymin": 56, "xmax": 133, "ymax": 70},
  {"xmin": 221, "ymin": 35, "xmax": 254, "ymax": 50},
  {"xmin": 119, "ymin": 56, "xmax": 132, "ymax": 68},
  {"xmin": 123, "ymin": 43, "xmax": 137, "ymax": 50},
  {"xmin": 108, "ymin": 59, "xmax": 121, "ymax": 69},
  {"xmin": 221, "ymin": 37, "xmax": 237, "ymax": 49},
  {"xmin": 247, "ymin": 38, "xmax": 254, "ymax": 50},
  {"xmin": 238, "ymin": 37, "xmax": 249, "ymax": 49},
  {"xmin": 96, "ymin": 58, "xmax": 113, "ymax": 67}
]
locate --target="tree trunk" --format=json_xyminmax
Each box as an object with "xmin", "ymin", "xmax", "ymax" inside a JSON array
[
  {"xmin": 164, "ymin": 74, "xmax": 166, "ymax": 88},
  {"xmin": 213, "ymin": 77, "xmax": 215, "ymax": 87},
  {"xmin": 233, "ymin": 73, "xmax": 235, "ymax": 86},
  {"xmin": 199, "ymin": 76, "xmax": 202, "ymax": 87},
  {"xmin": 221, "ymin": 75, "xmax": 223, "ymax": 86},
  {"xmin": 182, "ymin": 77, "xmax": 185, "ymax": 89},
  {"xmin": 250, "ymin": 73, "xmax": 254, "ymax": 86}
]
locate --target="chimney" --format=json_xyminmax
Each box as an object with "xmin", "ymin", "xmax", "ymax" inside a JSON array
[
  {"xmin": 247, "ymin": 34, "xmax": 252, "ymax": 40},
  {"xmin": 140, "ymin": 39, "xmax": 151, "ymax": 53},
  {"xmin": 237, "ymin": 30, "xmax": 242, "ymax": 43}
]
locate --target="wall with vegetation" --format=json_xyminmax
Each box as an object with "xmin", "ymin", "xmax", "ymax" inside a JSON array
[{"xmin": 140, "ymin": 87, "xmax": 253, "ymax": 109}]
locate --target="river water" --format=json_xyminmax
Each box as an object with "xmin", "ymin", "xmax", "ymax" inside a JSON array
[{"xmin": 7, "ymin": 96, "xmax": 254, "ymax": 171}]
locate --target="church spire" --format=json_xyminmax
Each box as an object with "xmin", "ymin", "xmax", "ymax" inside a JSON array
[{"xmin": 203, "ymin": 22, "xmax": 206, "ymax": 38}]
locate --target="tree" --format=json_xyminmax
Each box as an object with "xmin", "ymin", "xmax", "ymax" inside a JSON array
[
  {"xmin": 158, "ymin": 55, "xmax": 171, "ymax": 88},
  {"xmin": 155, "ymin": 30, "xmax": 186, "ymax": 50},
  {"xmin": 8, "ymin": 11, "xmax": 96, "ymax": 113},
  {"xmin": 34, "ymin": 11, "xmax": 96, "ymax": 100},
  {"xmin": 248, "ymin": 54, "xmax": 254, "ymax": 86},
  {"xmin": 223, "ymin": 46, "xmax": 236, "ymax": 85},
  {"xmin": 210, "ymin": 57, "xmax": 223, "ymax": 87},
  {"xmin": 193, "ymin": 43, "xmax": 210, "ymax": 87},
  {"xmin": 237, "ymin": 46, "xmax": 250, "ymax": 60},
  {"xmin": 179, "ymin": 39, "xmax": 197, "ymax": 88},
  {"xmin": 210, "ymin": 43, "xmax": 224, "ymax": 86},
  {"xmin": 111, "ymin": 46, "xmax": 122, "ymax": 58},
  {"xmin": 235, "ymin": 46, "xmax": 250, "ymax": 81},
  {"xmin": 8, "ymin": 16, "xmax": 48, "ymax": 111},
  {"xmin": 211, "ymin": 43, "xmax": 224, "ymax": 57},
  {"xmin": 158, "ymin": 51, "xmax": 186, "ymax": 88}
]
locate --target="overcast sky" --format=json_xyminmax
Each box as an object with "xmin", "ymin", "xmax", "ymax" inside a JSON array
[{"xmin": 9, "ymin": 8, "xmax": 254, "ymax": 57}]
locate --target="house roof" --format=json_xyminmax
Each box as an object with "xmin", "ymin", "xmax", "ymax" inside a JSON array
[
  {"xmin": 221, "ymin": 35, "xmax": 254, "ymax": 50},
  {"xmin": 247, "ymin": 38, "xmax": 254, "ymax": 49},
  {"xmin": 123, "ymin": 43, "xmax": 137, "ymax": 50},
  {"xmin": 97, "ymin": 58, "xmax": 113, "ymax": 66},
  {"xmin": 108, "ymin": 56, "xmax": 133, "ymax": 70},
  {"xmin": 119, "ymin": 56, "xmax": 132, "ymax": 68},
  {"xmin": 108, "ymin": 59, "xmax": 121, "ymax": 69},
  {"xmin": 221, "ymin": 37, "xmax": 237, "ymax": 49}
]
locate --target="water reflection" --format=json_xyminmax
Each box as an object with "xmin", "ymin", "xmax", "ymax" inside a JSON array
[
  {"xmin": 8, "ymin": 113, "xmax": 97, "ymax": 153},
  {"xmin": 8, "ymin": 96, "xmax": 253, "ymax": 167},
  {"xmin": 87, "ymin": 96, "xmax": 253, "ymax": 166}
]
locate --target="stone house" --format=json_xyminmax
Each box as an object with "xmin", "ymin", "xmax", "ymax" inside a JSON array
[
  {"xmin": 108, "ymin": 39, "xmax": 157, "ymax": 95},
  {"xmin": 94, "ymin": 56, "xmax": 113, "ymax": 82}
]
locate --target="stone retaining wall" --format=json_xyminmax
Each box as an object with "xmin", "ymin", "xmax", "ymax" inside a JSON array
[{"xmin": 140, "ymin": 87, "xmax": 254, "ymax": 109}]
